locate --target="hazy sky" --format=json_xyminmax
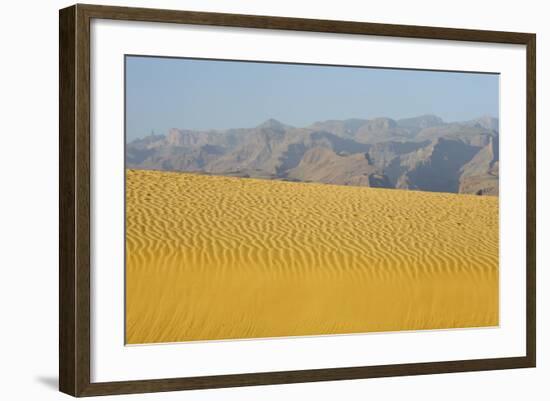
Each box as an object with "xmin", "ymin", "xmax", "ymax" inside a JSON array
[{"xmin": 125, "ymin": 56, "xmax": 499, "ymax": 141}]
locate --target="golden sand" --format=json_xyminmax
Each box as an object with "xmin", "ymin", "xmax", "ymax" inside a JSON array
[{"xmin": 125, "ymin": 169, "xmax": 499, "ymax": 344}]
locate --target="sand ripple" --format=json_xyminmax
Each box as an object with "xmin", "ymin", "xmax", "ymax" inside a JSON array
[{"xmin": 126, "ymin": 169, "xmax": 498, "ymax": 344}]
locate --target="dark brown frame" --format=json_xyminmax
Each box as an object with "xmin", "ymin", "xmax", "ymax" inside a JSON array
[{"xmin": 59, "ymin": 3, "xmax": 536, "ymax": 397}]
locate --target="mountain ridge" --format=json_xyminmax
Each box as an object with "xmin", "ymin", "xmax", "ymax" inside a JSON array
[{"xmin": 127, "ymin": 115, "xmax": 499, "ymax": 195}]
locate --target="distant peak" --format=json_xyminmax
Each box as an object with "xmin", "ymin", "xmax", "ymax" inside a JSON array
[
  {"xmin": 476, "ymin": 114, "xmax": 497, "ymax": 120},
  {"xmin": 366, "ymin": 117, "xmax": 397, "ymax": 129},
  {"xmin": 413, "ymin": 114, "xmax": 442, "ymax": 121},
  {"xmin": 397, "ymin": 114, "xmax": 444, "ymax": 129},
  {"xmin": 467, "ymin": 115, "xmax": 499, "ymax": 131},
  {"xmin": 474, "ymin": 115, "xmax": 498, "ymax": 124},
  {"xmin": 258, "ymin": 118, "xmax": 287, "ymax": 129}
]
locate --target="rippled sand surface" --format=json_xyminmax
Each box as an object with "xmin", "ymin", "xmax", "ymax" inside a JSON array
[{"xmin": 126, "ymin": 169, "xmax": 499, "ymax": 344}]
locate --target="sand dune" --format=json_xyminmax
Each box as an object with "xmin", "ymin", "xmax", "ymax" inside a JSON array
[{"xmin": 125, "ymin": 169, "xmax": 499, "ymax": 344}]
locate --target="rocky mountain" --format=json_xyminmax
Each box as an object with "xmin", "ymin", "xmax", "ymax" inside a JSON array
[
  {"xmin": 127, "ymin": 115, "xmax": 499, "ymax": 195},
  {"xmin": 286, "ymin": 147, "xmax": 391, "ymax": 187}
]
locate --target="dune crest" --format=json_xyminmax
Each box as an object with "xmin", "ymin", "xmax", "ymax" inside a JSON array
[{"xmin": 126, "ymin": 169, "xmax": 499, "ymax": 344}]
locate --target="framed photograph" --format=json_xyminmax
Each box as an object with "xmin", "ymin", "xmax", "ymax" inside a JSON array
[{"xmin": 59, "ymin": 4, "xmax": 536, "ymax": 397}]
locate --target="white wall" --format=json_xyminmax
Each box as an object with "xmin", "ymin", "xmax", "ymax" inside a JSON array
[{"xmin": 0, "ymin": 0, "xmax": 546, "ymax": 400}]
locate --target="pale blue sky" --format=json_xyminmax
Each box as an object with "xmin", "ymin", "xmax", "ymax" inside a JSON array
[{"xmin": 125, "ymin": 56, "xmax": 499, "ymax": 141}]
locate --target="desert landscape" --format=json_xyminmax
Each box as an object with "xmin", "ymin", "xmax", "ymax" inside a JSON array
[
  {"xmin": 125, "ymin": 57, "xmax": 500, "ymax": 344},
  {"xmin": 125, "ymin": 169, "xmax": 498, "ymax": 344}
]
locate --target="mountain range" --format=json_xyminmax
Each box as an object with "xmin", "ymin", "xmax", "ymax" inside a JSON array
[{"xmin": 126, "ymin": 114, "xmax": 499, "ymax": 195}]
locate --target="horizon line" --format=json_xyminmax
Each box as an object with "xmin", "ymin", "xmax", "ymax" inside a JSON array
[{"xmin": 128, "ymin": 113, "xmax": 500, "ymax": 140}]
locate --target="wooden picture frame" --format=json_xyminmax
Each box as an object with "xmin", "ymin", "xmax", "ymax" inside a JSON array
[{"xmin": 59, "ymin": 3, "xmax": 536, "ymax": 397}]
